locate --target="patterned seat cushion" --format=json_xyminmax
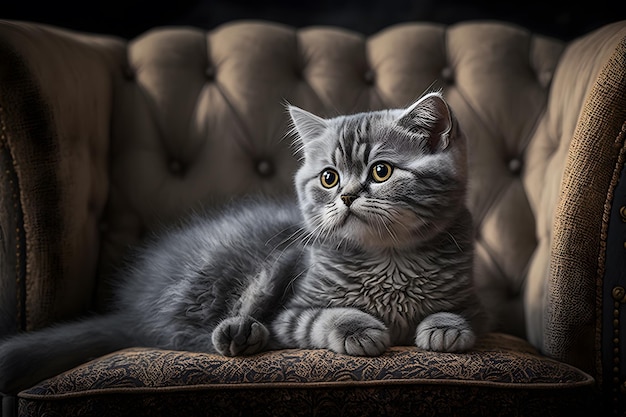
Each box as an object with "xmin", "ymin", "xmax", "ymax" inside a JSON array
[{"xmin": 19, "ymin": 333, "xmax": 594, "ymax": 417}]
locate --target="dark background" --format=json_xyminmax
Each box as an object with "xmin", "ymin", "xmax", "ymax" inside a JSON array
[{"xmin": 3, "ymin": 0, "xmax": 626, "ymax": 41}]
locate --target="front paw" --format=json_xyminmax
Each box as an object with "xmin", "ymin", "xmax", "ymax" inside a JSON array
[
  {"xmin": 327, "ymin": 311, "xmax": 390, "ymax": 356},
  {"xmin": 415, "ymin": 312, "xmax": 475, "ymax": 352},
  {"xmin": 212, "ymin": 315, "xmax": 269, "ymax": 356}
]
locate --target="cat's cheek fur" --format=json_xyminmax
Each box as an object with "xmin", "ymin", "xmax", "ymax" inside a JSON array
[{"xmin": 414, "ymin": 312, "xmax": 476, "ymax": 352}]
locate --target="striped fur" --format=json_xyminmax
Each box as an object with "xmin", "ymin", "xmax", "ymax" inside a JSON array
[
  {"xmin": 277, "ymin": 92, "xmax": 485, "ymax": 353},
  {"xmin": 0, "ymin": 92, "xmax": 486, "ymax": 394}
]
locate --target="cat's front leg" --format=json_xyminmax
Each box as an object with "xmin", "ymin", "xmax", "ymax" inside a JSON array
[
  {"xmin": 212, "ymin": 315, "xmax": 270, "ymax": 356},
  {"xmin": 272, "ymin": 307, "xmax": 390, "ymax": 356},
  {"xmin": 415, "ymin": 312, "xmax": 475, "ymax": 352}
]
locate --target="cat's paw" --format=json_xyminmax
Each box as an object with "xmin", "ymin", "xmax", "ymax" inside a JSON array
[
  {"xmin": 212, "ymin": 315, "xmax": 269, "ymax": 356},
  {"xmin": 415, "ymin": 312, "xmax": 475, "ymax": 352},
  {"xmin": 327, "ymin": 311, "xmax": 390, "ymax": 356}
]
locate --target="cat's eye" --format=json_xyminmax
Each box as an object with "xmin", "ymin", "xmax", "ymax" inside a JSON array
[
  {"xmin": 371, "ymin": 162, "xmax": 393, "ymax": 183},
  {"xmin": 320, "ymin": 169, "xmax": 340, "ymax": 188}
]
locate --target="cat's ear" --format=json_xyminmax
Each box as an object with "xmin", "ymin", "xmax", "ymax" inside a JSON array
[
  {"xmin": 396, "ymin": 92, "xmax": 453, "ymax": 152},
  {"xmin": 287, "ymin": 105, "xmax": 328, "ymax": 144}
]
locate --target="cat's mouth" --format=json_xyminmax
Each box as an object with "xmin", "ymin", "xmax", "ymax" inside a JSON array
[
  {"xmin": 340, "ymin": 209, "xmax": 367, "ymax": 226},
  {"xmin": 338, "ymin": 206, "xmax": 393, "ymax": 239},
  {"xmin": 331, "ymin": 202, "xmax": 421, "ymax": 249}
]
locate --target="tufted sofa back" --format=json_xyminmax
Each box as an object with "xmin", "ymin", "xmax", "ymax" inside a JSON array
[
  {"xmin": 1, "ymin": 19, "xmax": 625, "ymax": 371},
  {"xmin": 101, "ymin": 22, "xmax": 565, "ymax": 344}
]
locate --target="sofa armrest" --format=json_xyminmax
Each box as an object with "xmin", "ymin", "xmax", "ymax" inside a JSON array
[
  {"xmin": 542, "ymin": 18, "xmax": 626, "ymax": 393},
  {"xmin": 0, "ymin": 93, "xmax": 25, "ymax": 335},
  {"xmin": 0, "ymin": 20, "xmax": 124, "ymax": 333}
]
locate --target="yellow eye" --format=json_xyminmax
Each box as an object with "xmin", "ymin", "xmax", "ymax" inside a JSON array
[
  {"xmin": 320, "ymin": 169, "xmax": 339, "ymax": 188},
  {"xmin": 371, "ymin": 162, "xmax": 393, "ymax": 182}
]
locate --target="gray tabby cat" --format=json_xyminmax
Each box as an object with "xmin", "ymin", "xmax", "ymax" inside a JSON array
[{"xmin": 0, "ymin": 92, "xmax": 486, "ymax": 394}]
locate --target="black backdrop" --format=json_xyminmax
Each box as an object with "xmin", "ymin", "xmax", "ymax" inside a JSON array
[{"xmin": 4, "ymin": 0, "xmax": 626, "ymax": 41}]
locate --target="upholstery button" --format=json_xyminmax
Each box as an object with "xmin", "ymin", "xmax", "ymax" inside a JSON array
[
  {"xmin": 441, "ymin": 67, "xmax": 454, "ymax": 84},
  {"xmin": 619, "ymin": 206, "xmax": 626, "ymax": 222},
  {"xmin": 256, "ymin": 160, "xmax": 275, "ymax": 177},
  {"xmin": 205, "ymin": 66, "xmax": 215, "ymax": 80},
  {"xmin": 364, "ymin": 69, "xmax": 375, "ymax": 85},
  {"xmin": 169, "ymin": 159, "xmax": 184, "ymax": 175},
  {"xmin": 613, "ymin": 287, "xmax": 626, "ymax": 303},
  {"xmin": 122, "ymin": 65, "xmax": 135, "ymax": 81},
  {"xmin": 508, "ymin": 158, "xmax": 522, "ymax": 175},
  {"xmin": 538, "ymin": 70, "xmax": 553, "ymax": 88}
]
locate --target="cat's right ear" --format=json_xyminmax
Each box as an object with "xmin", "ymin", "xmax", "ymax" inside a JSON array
[
  {"xmin": 396, "ymin": 92, "xmax": 453, "ymax": 152},
  {"xmin": 287, "ymin": 105, "xmax": 328, "ymax": 144}
]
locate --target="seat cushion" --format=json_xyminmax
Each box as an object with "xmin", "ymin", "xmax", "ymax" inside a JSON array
[{"xmin": 18, "ymin": 333, "xmax": 594, "ymax": 417}]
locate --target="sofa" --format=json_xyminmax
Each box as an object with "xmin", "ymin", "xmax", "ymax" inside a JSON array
[{"xmin": 0, "ymin": 16, "xmax": 625, "ymax": 417}]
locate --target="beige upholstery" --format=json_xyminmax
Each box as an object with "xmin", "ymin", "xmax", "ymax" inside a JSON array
[{"xmin": 1, "ymin": 17, "xmax": 626, "ymax": 416}]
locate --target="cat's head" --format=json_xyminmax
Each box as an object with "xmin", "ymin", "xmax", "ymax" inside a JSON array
[{"xmin": 289, "ymin": 92, "xmax": 468, "ymax": 250}]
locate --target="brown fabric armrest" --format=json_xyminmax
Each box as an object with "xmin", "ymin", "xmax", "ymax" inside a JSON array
[
  {"xmin": 0, "ymin": 21, "xmax": 124, "ymax": 332},
  {"xmin": 543, "ymin": 22, "xmax": 626, "ymax": 375}
]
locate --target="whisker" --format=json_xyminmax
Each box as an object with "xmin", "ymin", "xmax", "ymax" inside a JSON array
[
  {"xmin": 447, "ymin": 232, "xmax": 462, "ymax": 252},
  {"xmin": 263, "ymin": 226, "xmax": 307, "ymax": 261}
]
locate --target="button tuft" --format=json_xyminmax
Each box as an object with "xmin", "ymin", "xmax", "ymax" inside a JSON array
[
  {"xmin": 538, "ymin": 70, "xmax": 553, "ymax": 88},
  {"xmin": 205, "ymin": 66, "xmax": 215, "ymax": 80},
  {"xmin": 441, "ymin": 67, "xmax": 454, "ymax": 84},
  {"xmin": 508, "ymin": 158, "xmax": 522, "ymax": 175},
  {"xmin": 256, "ymin": 160, "xmax": 275, "ymax": 177},
  {"xmin": 169, "ymin": 159, "xmax": 184, "ymax": 175},
  {"xmin": 123, "ymin": 65, "xmax": 135, "ymax": 81},
  {"xmin": 364, "ymin": 69, "xmax": 376, "ymax": 85}
]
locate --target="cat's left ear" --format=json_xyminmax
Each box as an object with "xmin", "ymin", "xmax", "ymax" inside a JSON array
[
  {"xmin": 288, "ymin": 105, "xmax": 328, "ymax": 145},
  {"xmin": 396, "ymin": 92, "xmax": 453, "ymax": 152}
]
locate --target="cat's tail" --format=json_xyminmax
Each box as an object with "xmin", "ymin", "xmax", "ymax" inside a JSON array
[{"xmin": 0, "ymin": 313, "xmax": 137, "ymax": 394}]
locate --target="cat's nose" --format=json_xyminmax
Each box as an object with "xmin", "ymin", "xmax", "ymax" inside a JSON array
[{"xmin": 341, "ymin": 194, "xmax": 358, "ymax": 207}]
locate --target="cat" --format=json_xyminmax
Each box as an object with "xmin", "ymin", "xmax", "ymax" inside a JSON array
[{"xmin": 0, "ymin": 91, "xmax": 487, "ymax": 394}]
